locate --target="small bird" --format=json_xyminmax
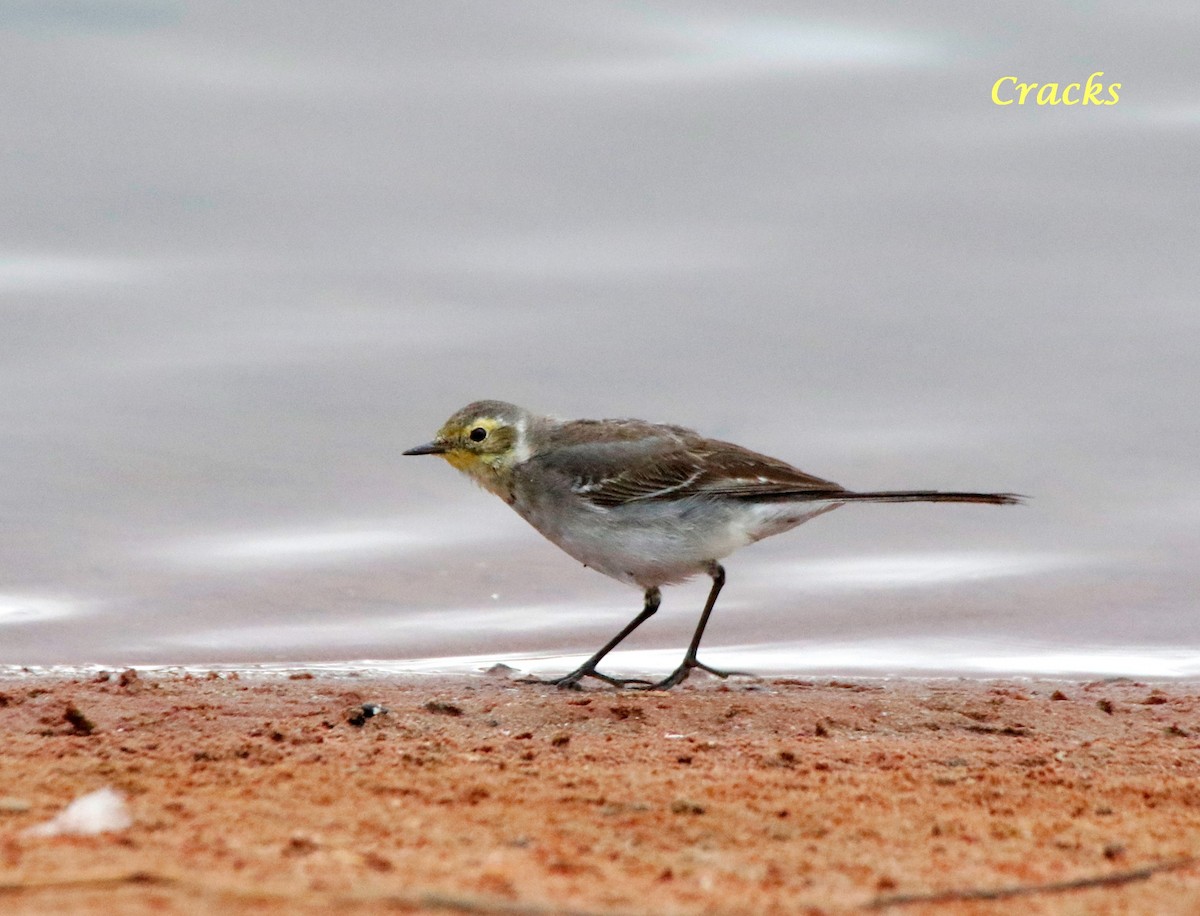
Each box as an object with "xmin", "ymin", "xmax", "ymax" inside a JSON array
[{"xmin": 405, "ymin": 401, "xmax": 1019, "ymax": 690}]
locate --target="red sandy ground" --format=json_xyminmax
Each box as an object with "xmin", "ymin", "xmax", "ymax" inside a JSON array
[{"xmin": 1, "ymin": 671, "xmax": 1199, "ymax": 914}]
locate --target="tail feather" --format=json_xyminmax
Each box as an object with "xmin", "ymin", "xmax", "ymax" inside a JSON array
[{"xmin": 835, "ymin": 490, "xmax": 1022, "ymax": 506}]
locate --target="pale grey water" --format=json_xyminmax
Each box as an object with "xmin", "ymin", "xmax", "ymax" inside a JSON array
[{"xmin": 1, "ymin": 2, "xmax": 1198, "ymax": 677}]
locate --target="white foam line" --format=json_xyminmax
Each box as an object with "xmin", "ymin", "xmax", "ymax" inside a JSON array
[
  {"xmin": 377, "ymin": 644, "xmax": 1200, "ymax": 679},
  {"xmin": 7, "ymin": 640, "xmax": 1197, "ymax": 682}
]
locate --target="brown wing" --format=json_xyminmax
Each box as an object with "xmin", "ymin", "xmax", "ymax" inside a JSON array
[{"xmin": 534, "ymin": 418, "xmax": 844, "ymax": 508}]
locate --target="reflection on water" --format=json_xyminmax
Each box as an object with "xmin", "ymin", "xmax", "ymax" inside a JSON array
[
  {"xmin": 0, "ymin": 255, "xmax": 152, "ymax": 290},
  {"xmin": 747, "ymin": 552, "xmax": 1082, "ymax": 590},
  {"xmin": 0, "ymin": 595, "xmax": 87, "ymax": 626},
  {"xmin": 559, "ymin": 18, "xmax": 944, "ymax": 83},
  {"xmin": 2, "ymin": 3, "xmax": 1198, "ymax": 675},
  {"xmin": 161, "ymin": 517, "xmax": 495, "ymax": 569}
]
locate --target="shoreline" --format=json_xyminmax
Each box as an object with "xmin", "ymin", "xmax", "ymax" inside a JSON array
[
  {"xmin": 2, "ymin": 671, "xmax": 1199, "ymax": 914},
  {"xmin": 5, "ymin": 653, "xmax": 1198, "ymax": 683}
]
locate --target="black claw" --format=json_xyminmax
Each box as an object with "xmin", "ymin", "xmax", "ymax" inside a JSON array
[
  {"xmin": 594, "ymin": 674, "xmax": 655, "ymax": 688},
  {"xmin": 692, "ymin": 660, "xmax": 753, "ymax": 679},
  {"xmin": 544, "ymin": 668, "xmax": 654, "ymax": 690},
  {"xmin": 642, "ymin": 658, "xmax": 755, "ymax": 691},
  {"xmin": 648, "ymin": 675, "xmax": 690, "ymax": 691},
  {"xmin": 644, "ymin": 667, "xmax": 690, "ymax": 691}
]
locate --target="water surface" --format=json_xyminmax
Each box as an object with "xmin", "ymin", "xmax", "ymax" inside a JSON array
[{"xmin": 2, "ymin": 3, "xmax": 1197, "ymax": 677}]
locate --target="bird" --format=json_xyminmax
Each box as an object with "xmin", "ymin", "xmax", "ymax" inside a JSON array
[{"xmin": 404, "ymin": 400, "xmax": 1019, "ymax": 690}]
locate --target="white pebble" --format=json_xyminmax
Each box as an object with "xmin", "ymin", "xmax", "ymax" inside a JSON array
[{"xmin": 25, "ymin": 787, "xmax": 132, "ymax": 837}]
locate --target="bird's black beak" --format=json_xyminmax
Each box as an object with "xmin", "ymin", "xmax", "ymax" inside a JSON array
[{"xmin": 403, "ymin": 440, "xmax": 448, "ymax": 456}]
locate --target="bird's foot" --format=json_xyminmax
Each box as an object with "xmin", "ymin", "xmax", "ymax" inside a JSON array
[
  {"xmin": 643, "ymin": 658, "xmax": 754, "ymax": 691},
  {"xmin": 543, "ymin": 667, "xmax": 655, "ymax": 690},
  {"xmin": 692, "ymin": 659, "xmax": 753, "ymax": 679}
]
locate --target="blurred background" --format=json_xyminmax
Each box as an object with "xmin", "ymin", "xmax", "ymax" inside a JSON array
[{"xmin": 2, "ymin": 1, "xmax": 1197, "ymax": 676}]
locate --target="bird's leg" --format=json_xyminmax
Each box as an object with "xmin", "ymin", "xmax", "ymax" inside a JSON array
[
  {"xmin": 550, "ymin": 588, "xmax": 661, "ymax": 689},
  {"xmin": 648, "ymin": 563, "xmax": 751, "ymax": 690}
]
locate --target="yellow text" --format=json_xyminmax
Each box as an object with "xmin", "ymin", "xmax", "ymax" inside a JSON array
[{"xmin": 992, "ymin": 72, "xmax": 1120, "ymax": 106}]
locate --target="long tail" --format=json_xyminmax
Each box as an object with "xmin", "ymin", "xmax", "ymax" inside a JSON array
[{"xmin": 834, "ymin": 490, "xmax": 1022, "ymax": 506}]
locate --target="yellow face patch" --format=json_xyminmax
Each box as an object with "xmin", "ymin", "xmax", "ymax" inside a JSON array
[
  {"xmin": 435, "ymin": 416, "xmax": 509, "ymax": 472},
  {"xmin": 411, "ymin": 402, "xmax": 525, "ymax": 504},
  {"xmin": 442, "ymin": 449, "xmax": 482, "ymax": 472}
]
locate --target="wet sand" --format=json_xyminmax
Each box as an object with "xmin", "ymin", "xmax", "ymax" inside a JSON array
[{"xmin": 2, "ymin": 670, "xmax": 1199, "ymax": 914}]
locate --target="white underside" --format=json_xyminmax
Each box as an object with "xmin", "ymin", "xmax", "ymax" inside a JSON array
[{"xmin": 513, "ymin": 496, "xmax": 842, "ymax": 588}]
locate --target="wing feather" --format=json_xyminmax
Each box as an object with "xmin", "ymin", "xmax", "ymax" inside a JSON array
[{"xmin": 532, "ymin": 419, "xmax": 844, "ymax": 509}]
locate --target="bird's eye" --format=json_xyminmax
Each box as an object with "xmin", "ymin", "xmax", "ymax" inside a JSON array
[{"xmin": 469, "ymin": 427, "xmax": 488, "ymax": 442}]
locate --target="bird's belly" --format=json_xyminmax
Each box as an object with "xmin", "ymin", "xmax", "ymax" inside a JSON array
[{"xmin": 512, "ymin": 497, "xmax": 829, "ymax": 589}]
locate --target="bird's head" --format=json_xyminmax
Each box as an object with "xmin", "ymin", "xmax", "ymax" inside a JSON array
[{"xmin": 404, "ymin": 400, "xmax": 531, "ymax": 494}]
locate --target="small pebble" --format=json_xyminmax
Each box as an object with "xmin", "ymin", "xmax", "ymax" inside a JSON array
[{"xmin": 0, "ymin": 797, "xmax": 32, "ymax": 813}]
